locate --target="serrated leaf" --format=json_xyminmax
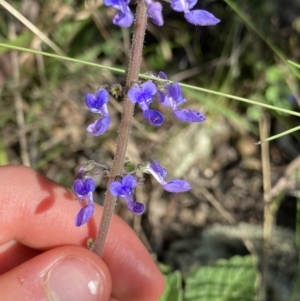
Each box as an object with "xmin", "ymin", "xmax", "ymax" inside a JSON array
[
  {"xmin": 184, "ymin": 255, "xmax": 256, "ymax": 301},
  {"xmin": 158, "ymin": 270, "xmax": 183, "ymax": 301}
]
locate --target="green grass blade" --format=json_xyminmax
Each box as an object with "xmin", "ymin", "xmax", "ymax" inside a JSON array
[
  {"xmin": 0, "ymin": 43, "xmax": 125, "ymax": 74},
  {"xmin": 256, "ymin": 125, "xmax": 300, "ymax": 144},
  {"xmin": 1, "ymin": 43, "xmax": 300, "ymax": 118},
  {"xmin": 288, "ymin": 60, "xmax": 300, "ymax": 69}
]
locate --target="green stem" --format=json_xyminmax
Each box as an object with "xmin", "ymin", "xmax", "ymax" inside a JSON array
[{"xmin": 92, "ymin": 0, "xmax": 148, "ymax": 257}]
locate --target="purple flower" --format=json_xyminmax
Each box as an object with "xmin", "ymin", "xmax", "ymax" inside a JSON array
[
  {"xmin": 87, "ymin": 116, "xmax": 111, "ymax": 136},
  {"xmin": 128, "ymin": 81, "xmax": 164, "ymax": 126},
  {"xmin": 104, "ymin": 0, "xmax": 130, "ymax": 10},
  {"xmin": 103, "ymin": 0, "xmax": 133, "ymax": 27},
  {"xmin": 73, "ymin": 176, "xmax": 96, "ymax": 227},
  {"xmin": 157, "ymin": 71, "xmax": 168, "ymax": 80},
  {"xmin": 84, "ymin": 88, "xmax": 111, "ymax": 136},
  {"xmin": 74, "ymin": 204, "xmax": 95, "ymax": 228},
  {"xmin": 158, "ymin": 81, "xmax": 206, "ymax": 123},
  {"xmin": 170, "ymin": 0, "xmax": 220, "ymax": 26},
  {"xmin": 145, "ymin": 0, "xmax": 164, "ymax": 26},
  {"xmin": 109, "ymin": 175, "xmax": 145, "ymax": 214},
  {"xmin": 113, "ymin": 6, "xmax": 134, "ymax": 27},
  {"xmin": 85, "ymin": 89, "xmax": 109, "ymax": 113},
  {"xmin": 184, "ymin": 10, "xmax": 220, "ymax": 26},
  {"xmin": 140, "ymin": 160, "xmax": 192, "ymax": 193}
]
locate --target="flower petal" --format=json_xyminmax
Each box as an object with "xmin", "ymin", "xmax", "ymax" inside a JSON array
[
  {"xmin": 143, "ymin": 109, "xmax": 164, "ymax": 126},
  {"xmin": 128, "ymin": 201, "xmax": 145, "ymax": 215},
  {"xmin": 84, "ymin": 178, "xmax": 96, "ymax": 193},
  {"xmin": 128, "ymin": 84, "xmax": 141, "ymax": 104},
  {"xmin": 85, "ymin": 94, "xmax": 96, "ymax": 111},
  {"xmin": 85, "ymin": 191, "xmax": 94, "ymax": 204},
  {"xmin": 99, "ymin": 103, "xmax": 109, "ymax": 117},
  {"xmin": 170, "ymin": 0, "xmax": 191, "ymax": 12},
  {"xmin": 73, "ymin": 178, "xmax": 95, "ymax": 196},
  {"xmin": 74, "ymin": 204, "xmax": 95, "ymax": 227},
  {"xmin": 122, "ymin": 174, "xmax": 137, "ymax": 191},
  {"xmin": 184, "ymin": 10, "xmax": 220, "ymax": 26},
  {"xmin": 141, "ymin": 81, "xmax": 157, "ymax": 105},
  {"xmin": 147, "ymin": 1, "xmax": 164, "ymax": 26},
  {"xmin": 166, "ymin": 82, "xmax": 186, "ymax": 107},
  {"xmin": 109, "ymin": 181, "xmax": 124, "ymax": 196},
  {"xmin": 94, "ymin": 89, "xmax": 109, "ymax": 106},
  {"xmin": 173, "ymin": 108, "xmax": 206, "ymax": 122},
  {"xmin": 104, "ymin": 0, "xmax": 130, "ymax": 9},
  {"xmin": 158, "ymin": 71, "xmax": 168, "ymax": 79},
  {"xmin": 85, "ymin": 89, "xmax": 109, "ymax": 113},
  {"xmin": 157, "ymin": 90, "xmax": 171, "ymax": 107},
  {"xmin": 73, "ymin": 179, "xmax": 85, "ymax": 197},
  {"xmin": 146, "ymin": 160, "xmax": 167, "ymax": 185},
  {"xmin": 124, "ymin": 193, "xmax": 145, "ymax": 215},
  {"xmin": 163, "ymin": 179, "xmax": 192, "ymax": 193},
  {"xmin": 87, "ymin": 116, "xmax": 111, "ymax": 136},
  {"xmin": 186, "ymin": 0, "xmax": 197, "ymax": 10},
  {"xmin": 113, "ymin": 7, "xmax": 134, "ymax": 28}
]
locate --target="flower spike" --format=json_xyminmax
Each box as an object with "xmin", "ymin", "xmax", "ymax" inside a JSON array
[{"xmin": 110, "ymin": 174, "xmax": 145, "ymax": 215}]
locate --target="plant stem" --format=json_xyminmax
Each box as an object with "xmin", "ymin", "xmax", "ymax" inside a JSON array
[{"xmin": 92, "ymin": 0, "xmax": 148, "ymax": 257}]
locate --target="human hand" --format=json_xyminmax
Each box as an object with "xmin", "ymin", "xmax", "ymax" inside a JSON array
[{"xmin": 0, "ymin": 165, "xmax": 164, "ymax": 301}]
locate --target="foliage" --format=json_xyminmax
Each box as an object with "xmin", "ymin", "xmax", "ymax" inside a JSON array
[
  {"xmin": 184, "ymin": 255, "xmax": 256, "ymax": 301},
  {"xmin": 158, "ymin": 264, "xmax": 183, "ymax": 301},
  {"xmin": 158, "ymin": 255, "xmax": 257, "ymax": 301}
]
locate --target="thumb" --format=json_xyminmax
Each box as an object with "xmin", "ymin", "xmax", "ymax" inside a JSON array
[{"xmin": 0, "ymin": 245, "xmax": 112, "ymax": 301}]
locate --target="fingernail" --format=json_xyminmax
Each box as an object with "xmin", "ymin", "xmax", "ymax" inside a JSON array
[{"xmin": 45, "ymin": 256, "xmax": 104, "ymax": 301}]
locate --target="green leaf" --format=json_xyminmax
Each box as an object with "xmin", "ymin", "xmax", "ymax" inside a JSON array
[
  {"xmin": 158, "ymin": 270, "xmax": 183, "ymax": 301},
  {"xmin": 265, "ymin": 65, "xmax": 283, "ymax": 83},
  {"xmin": 184, "ymin": 255, "xmax": 256, "ymax": 301}
]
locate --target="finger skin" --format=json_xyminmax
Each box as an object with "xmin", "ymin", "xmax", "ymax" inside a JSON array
[
  {"xmin": 0, "ymin": 165, "xmax": 164, "ymax": 301},
  {"xmin": 0, "ymin": 240, "xmax": 41, "ymax": 273},
  {"xmin": 0, "ymin": 246, "xmax": 112, "ymax": 301}
]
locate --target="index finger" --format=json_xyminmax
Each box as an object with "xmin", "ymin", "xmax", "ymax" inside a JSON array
[{"xmin": 0, "ymin": 165, "xmax": 164, "ymax": 301}]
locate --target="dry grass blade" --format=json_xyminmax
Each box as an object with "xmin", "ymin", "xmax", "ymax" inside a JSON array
[
  {"xmin": 0, "ymin": 0, "xmax": 64, "ymax": 55},
  {"xmin": 8, "ymin": 18, "xmax": 30, "ymax": 167},
  {"xmin": 259, "ymin": 113, "xmax": 272, "ymax": 301},
  {"xmin": 266, "ymin": 156, "xmax": 300, "ymax": 202}
]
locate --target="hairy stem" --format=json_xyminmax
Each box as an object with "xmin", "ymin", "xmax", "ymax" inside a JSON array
[{"xmin": 92, "ymin": 0, "xmax": 148, "ymax": 257}]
